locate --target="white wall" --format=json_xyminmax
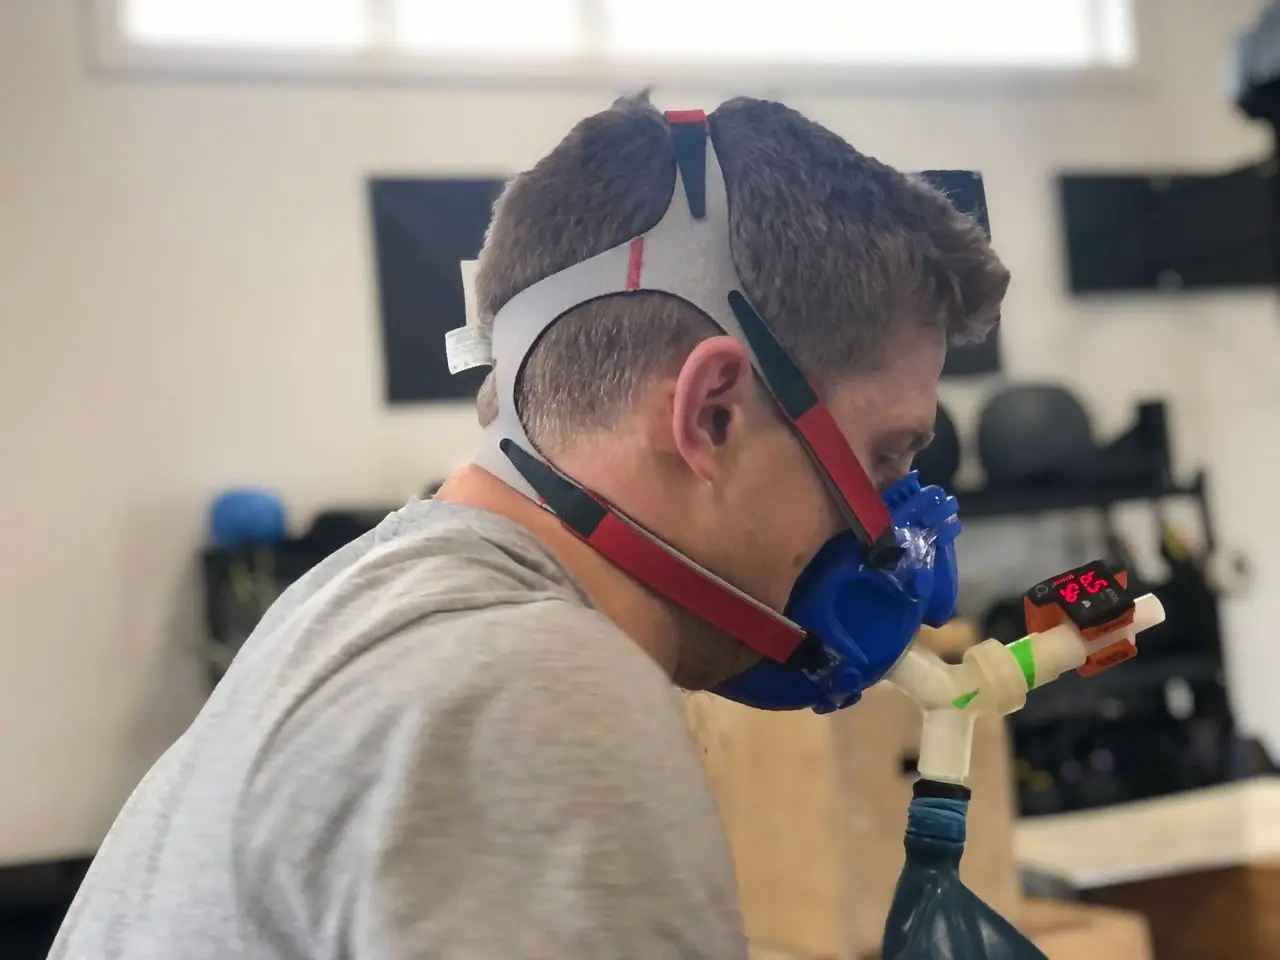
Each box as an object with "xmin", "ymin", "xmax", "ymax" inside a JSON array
[{"xmin": 2, "ymin": 0, "xmax": 1279, "ymax": 864}]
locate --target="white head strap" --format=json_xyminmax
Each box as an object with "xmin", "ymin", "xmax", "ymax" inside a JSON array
[{"xmin": 446, "ymin": 112, "xmax": 762, "ymax": 504}]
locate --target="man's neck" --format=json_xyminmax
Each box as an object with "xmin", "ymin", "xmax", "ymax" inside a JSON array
[{"xmin": 434, "ymin": 464, "xmax": 683, "ymax": 679}]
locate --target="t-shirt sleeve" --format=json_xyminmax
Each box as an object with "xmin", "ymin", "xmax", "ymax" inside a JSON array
[{"xmin": 349, "ymin": 605, "xmax": 747, "ymax": 960}]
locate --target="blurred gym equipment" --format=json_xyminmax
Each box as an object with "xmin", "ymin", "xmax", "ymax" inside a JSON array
[{"xmin": 977, "ymin": 384, "xmax": 1096, "ymax": 486}]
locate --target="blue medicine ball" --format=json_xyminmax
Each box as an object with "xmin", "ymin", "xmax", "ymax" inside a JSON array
[{"xmin": 209, "ymin": 487, "xmax": 287, "ymax": 549}]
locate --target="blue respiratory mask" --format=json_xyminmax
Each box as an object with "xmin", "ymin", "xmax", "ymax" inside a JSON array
[{"xmin": 715, "ymin": 472, "xmax": 962, "ymax": 714}]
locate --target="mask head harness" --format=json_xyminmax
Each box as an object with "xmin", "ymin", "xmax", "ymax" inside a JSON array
[{"xmin": 447, "ymin": 109, "xmax": 959, "ymax": 709}]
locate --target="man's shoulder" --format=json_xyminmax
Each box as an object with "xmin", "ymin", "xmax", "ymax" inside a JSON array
[
  {"xmin": 372, "ymin": 595, "xmax": 673, "ymax": 722},
  {"xmin": 250, "ymin": 594, "xmax": 694, "ymax": 827},
  {"xmin": 257, "ymin": 499, "xmax": 615, "ymax": 691},
  {"xmin": 447, "ymin": 599, "xmax": 647, "ymax": 669},
  {"xmin": 283, "ymin": 583, "xmax": 671, "ymax": 747}
]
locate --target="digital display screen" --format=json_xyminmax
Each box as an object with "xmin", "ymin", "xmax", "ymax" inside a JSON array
[{"xmin": 1025, "ymin": 560, "xmax": 1134, "ymax": 632}]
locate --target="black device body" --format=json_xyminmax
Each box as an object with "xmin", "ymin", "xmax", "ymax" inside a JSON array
[{"xmin": 1024, "ymin": 560, "xmax": 1135, "ymax": 633}]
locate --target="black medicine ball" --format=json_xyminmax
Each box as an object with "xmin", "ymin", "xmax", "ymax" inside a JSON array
[{"xmin": 977, "ymin": 384, "xmax": 1096, "ymax": 486}]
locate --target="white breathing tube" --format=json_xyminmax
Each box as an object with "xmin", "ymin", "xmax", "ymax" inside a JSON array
[{"xmin": 881, "ymin": 594, "xmax": 1167, "ymax": 786}]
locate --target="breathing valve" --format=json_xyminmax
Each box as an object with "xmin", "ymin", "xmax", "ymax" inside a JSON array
[{"xmin": 880, "ymin": 559, "xmax": 1165, "ymax": 787}]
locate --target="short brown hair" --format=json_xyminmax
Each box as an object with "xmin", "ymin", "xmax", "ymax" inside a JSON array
[{"xmin": 474, "ymin": 95, "xmax": 1008, "ymax": 452}]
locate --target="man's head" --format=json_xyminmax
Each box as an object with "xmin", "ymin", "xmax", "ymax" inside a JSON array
[{"xmin": 471, "ymin": 95, "xmax": 1008, "ymax": 686}]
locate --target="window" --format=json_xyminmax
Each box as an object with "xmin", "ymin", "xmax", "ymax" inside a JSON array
[
  {"xmin": 124, "ymin": 0, "xmax": 370, "ymax": 50},
  {"xmin": 93, "ymin": 0, "xmax": 1136, "ymax": 84},
  {"xmin": 393, "ymin": 1, "xmax": 587, "ymax": 57},
  {"xmin": 600, "ymin": 1, "xmax": 1133, "ymax": 68}
]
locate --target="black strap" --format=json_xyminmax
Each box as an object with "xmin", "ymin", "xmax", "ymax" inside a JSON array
[
  {"xmin": 913, "ymin": 778, "xmax": 973, "ymax": 802},
  {"xmin": 782, "ymin": 630, "xmax": 836, "ymax": 675},
  {"xmin": 727, "ymin": 290, "xmax": 819, "ymax": 419},
  {"xmin": 670, "ymin": 121, "xmax": 708, "ymax": 221},
  {"xmin": 500, "ymin": 440, "xmax": 606, "ymax": 537}
]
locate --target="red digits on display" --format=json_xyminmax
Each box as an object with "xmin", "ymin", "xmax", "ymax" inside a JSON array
[
  {"xmin": 1056, "ymin": 571, "xmax": 1109, "ymax": 606},
  {"xmin": 1078, "ymin": 570, "xmax": 1108, "ymax": 594}
]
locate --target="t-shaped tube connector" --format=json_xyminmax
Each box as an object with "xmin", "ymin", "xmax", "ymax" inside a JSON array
[{"xmin": 882, "ymin": 593, "xmax": 1167, "ymax": 786}]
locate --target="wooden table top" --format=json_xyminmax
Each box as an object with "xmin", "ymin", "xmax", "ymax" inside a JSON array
[{"xmin": 1014, "ymin": 777, "xmax": 1280, "ymax": 888}]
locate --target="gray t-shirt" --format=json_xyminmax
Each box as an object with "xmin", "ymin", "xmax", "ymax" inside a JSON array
[{"xmin": 49, "ymin": 500, "xmax": 745, "ymax": 959}]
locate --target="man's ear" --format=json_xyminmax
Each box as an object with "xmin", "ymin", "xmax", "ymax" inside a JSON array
[{"xmin": 670, "ymin": 336, "xmax": 755, "ymax": 483}]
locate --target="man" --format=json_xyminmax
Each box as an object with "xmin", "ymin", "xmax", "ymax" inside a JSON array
[{"xmin": 49, "ymin": 95, "xmax": 1008, "ymax": 959}]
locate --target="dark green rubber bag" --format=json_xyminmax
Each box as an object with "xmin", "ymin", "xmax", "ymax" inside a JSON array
[{"xmin": 882, "ymin": 782, "xmax": 1048, "ymax": 960}]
